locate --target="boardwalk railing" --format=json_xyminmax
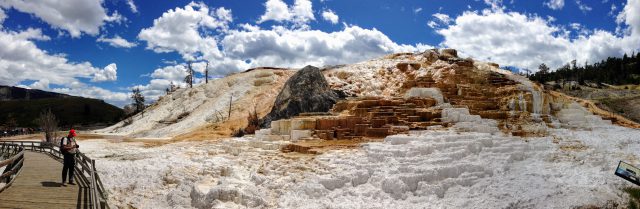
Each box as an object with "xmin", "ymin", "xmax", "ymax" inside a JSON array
[
  {"xmin": 0, "ymin": 143, "xmax": 24, "ymax": 193},
  {"xmin": 0, "ymin": 141, "xmax": 109, "ymax": 209}
]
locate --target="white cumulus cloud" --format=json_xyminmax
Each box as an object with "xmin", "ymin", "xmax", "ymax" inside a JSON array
[
  {"xmin": 258, "ymin": 0, "xmax": 315, "ymax": 27},
  {"xmin": 609, "ymin": 4, "xmax": 617, "ymax": 16},
  {"xmin": 220, "ymin": 25, "xmax": 431, "ymax": 72},
  {"xmin": 92, "ymin": 63, "xmax": 118, "ymax": 82},
  {"xmin": 617, "ymin": 0, "xmax": 640, "ymax": 37},
  {"xmin": 135, "ymin": 2, "xmax": 433, "ymax": 99},
  {"xmin": 97, "ymin": 35, "xmax": 138, "ymax": 48},
  {"xmin": 0, "ymin": 27, "xmax": 128, "ymax": 105},
  {"xmin": 428, "ymin": 21, "xmax": 439, "ymax": 28},
  {"xmin": 29, "ymin": 79, "xmax": 50, "ymax": 90},
  {"xmin": 131, "ymin": 64, "xmax": 190, "ymax": 100},
  {"xmin": 127, "ymin": 0, "xmax": 138, "ymax": 13},
  {"xmin": 483, "ymin": 0, "xmax": 505, "ymax": 11},
  {"xmin": 138, "ymin": 2, "xmax": 231, "ymax": 61},
  {"xmin": 433, "ymin": 13, "xmax": 452, "ymax": 24},
  {"xmin": 575, "ymin": 0, "xmax": 592, "ymax": 13},
  {"xmin": 428, "ymin": 13, "xmax": 452, "ymax": 28},
  {"xmin": 53, "ymin": 86, "xmax": 128, "ymax": 106},
  {"xmin": 0, "ymin": 8, "xmax": 5, "ymax": 25},
  {"xmin": 104, "ymin": 10, "xmax": 127, "ymax": 24},
  {"xmin": 151, "ymin": 64, "xmax": 189, "ymax": 82},
  {"xmin": 322, "ymin": 9, "xmax": 339, "ymax": 24},
  {"xmin": 544, "ymin": 0, "xmax": 565, "ymax": 10},
  {"xmin": 0, "ymin": 0, "xmax": 117, "ymax": 37},
  {"xmin": 437, "ymin": 8, "xmax": 640, "ymax": 72},
  {"xmin": 139, "ymin": 2, "xmax": 434, "ymax": 76}
]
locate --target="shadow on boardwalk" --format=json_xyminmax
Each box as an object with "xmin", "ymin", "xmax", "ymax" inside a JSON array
[{"xmin": 0, "ymin": 152, "xmax": 91, "ymax": 209}]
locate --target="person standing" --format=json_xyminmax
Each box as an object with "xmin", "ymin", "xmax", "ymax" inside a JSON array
[{"xmin": 61, "ymin": 129, "xmax": 79, "ymax": 186}]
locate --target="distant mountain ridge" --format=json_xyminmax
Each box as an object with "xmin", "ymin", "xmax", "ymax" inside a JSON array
[
  {"xmin": 0, "ymin": 85, "xmax": 124, "ymax": 127},
  {"xmin": 0, "ymin": 85, "xmax": 72, "ymax": 100}
]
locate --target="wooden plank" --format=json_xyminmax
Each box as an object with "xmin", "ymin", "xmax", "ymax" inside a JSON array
[
  {"xmin": 0, "ymin": 199, "xmax": 78, "ymax": 209},
  {"xmin": 0, "ymin": 152, "xmax": 90, "ymax": 209}
]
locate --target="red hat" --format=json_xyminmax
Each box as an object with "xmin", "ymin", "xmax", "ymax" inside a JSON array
[{"xmin": 68, "ymin": 129, "xmax": 76, "ymax": 137}]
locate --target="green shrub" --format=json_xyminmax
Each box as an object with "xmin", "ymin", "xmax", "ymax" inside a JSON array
[{"xmin": 624, "ymin": 187, "xmax": 640, "ymax": 209}]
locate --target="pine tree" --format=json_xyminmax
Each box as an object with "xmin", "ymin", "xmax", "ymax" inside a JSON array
[
  {"xmin": 529, "ymin": 54, "xmax": 640, "ymax": 85},
  {"xmin": 131, "ymin": 88, "xmax": 145, "ymax": 114}
]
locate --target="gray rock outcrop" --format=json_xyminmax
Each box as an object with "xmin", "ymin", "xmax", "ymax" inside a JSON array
[{"xmin": 260, "ymin": 65, "xmax": 339, "ymax": 127}]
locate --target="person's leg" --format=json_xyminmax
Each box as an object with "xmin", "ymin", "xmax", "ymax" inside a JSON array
[
  {"xmin": 68, "ymin": 155, "xmax": 76, "ymax": 184},
  {"xmin": 61, "ymin": 154, "xmax": 69, "ymax": 185}
]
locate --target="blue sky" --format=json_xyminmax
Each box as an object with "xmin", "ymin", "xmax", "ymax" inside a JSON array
[{"xmin": 0, "ymin": 0, "xmax": 638, "ymax": 107}]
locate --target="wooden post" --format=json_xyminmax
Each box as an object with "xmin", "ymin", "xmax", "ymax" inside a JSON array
[
  {"xmin": 91, "ymin": 159, "xmax": 99, "ymax": 209},
  {"xmin": 228, "ymin": 95, "xmax": 232, "ymax": 120}
]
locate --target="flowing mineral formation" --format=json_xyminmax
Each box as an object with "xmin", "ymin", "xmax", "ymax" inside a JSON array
[{"xmin": 88, "ymin": 49, "xmax": 640, "ymax": 209}]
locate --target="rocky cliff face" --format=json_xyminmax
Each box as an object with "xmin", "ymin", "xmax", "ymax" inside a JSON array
[{"xmin": 260, "ymin": 65, "xmax": 339, "ymax": 127}]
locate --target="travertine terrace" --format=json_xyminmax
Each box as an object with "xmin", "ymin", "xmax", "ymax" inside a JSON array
[
  {"xmin": 254, "ymin": 49, "xmax": 590, "ymax": 152},
  {"xmin": 84, "ymin": 49, "xmax": 640, "ymax": 209}
]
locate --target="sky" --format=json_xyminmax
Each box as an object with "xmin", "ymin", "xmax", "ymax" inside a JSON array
[{"xmin": 0, "ymin": 0, "xmax": 638, "ymax": 107}]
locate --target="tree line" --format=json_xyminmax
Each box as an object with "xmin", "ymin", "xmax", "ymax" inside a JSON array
[{"xmin": 529, "ymin": 52, "xmax": 640, "ymax": 85}]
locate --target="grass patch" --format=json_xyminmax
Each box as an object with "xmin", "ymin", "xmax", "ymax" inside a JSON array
[
  {"xmin": 624, "ymin": 187, "xmax": 640, "ymax": 209},
  {"xmin": 599, "ymin": 98, "xmax": 626, "ymax": 113}
]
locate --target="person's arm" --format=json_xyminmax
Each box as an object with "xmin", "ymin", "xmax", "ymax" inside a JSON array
[
  {"xmin": 71, "ymin": 138, "xmax": 79, "ymax": 148},
  {"xmin": 61, "ymin": 138, "xmax": 73, "ymax": 150}
]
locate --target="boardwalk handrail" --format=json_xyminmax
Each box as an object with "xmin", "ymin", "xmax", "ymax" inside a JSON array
[
  {"xmin": 0, "ymin": 144, "xmax": 24, "ymax": 193},
  {"xmin": 0, "ymin": 141, "xmax": 109, "ymax": 209}
]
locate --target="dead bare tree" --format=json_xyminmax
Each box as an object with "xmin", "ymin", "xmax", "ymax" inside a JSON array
[
  {"xmin": 5, "ymin": 114, "xmax": 17, "ymax": 131},
  {"xmin": 184, "ymin": 61, "xmax": 193, "ymax": 88},
  {"xmin": 213, "ymin": 110, "xmax": 226, "ymax": 123},
  {"xmin": 123, "ymin": 104, "xmax": 136, "ymax": 116},
  {"xmin": 37, "ymin": 109, "xmax": 58, "ymax": 143},
  {"xmin": 205, "ymin": 62, "xmax": 209, "ymax": 84}
]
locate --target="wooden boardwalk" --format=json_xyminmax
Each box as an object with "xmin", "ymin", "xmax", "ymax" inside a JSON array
[{"xmin": 0, "ymin": 152, "xmax": 90, "ymax": 209}]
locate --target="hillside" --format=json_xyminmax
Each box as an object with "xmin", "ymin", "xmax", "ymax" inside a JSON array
[
  {"xmin": 556, "ymin": 85, "xmax": 640, "ymax": 123},
  {"xmin": 0, "ymin": 86, "xmax": 124, "ymax": 127},
  {"xmin": 99, "ymin": 49, "xmax": 640, "ymax": 140},
  {"xmin": 528, "ymin": 53, "xmax": 640, "ymax": 123},
  {"xmin": 85, "ymin": 49, "xmax": 640, "ymax": 209},
  {"xmin": 97, "ymin": 69, "xmax": 296, "ymax": 138}
]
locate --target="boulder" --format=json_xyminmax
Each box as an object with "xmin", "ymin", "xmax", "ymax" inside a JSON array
[
  {"xmin": 455, "ymin": 58, "xmax": 474, "ymax": 67},
  {"xmin": 396, "ymin": 63, "xmax": 421, "ymax": 72},
  {"xmin": 422, "ymin": 49, "xmax": 439, "ymax": 62},
  {"xmin": 260, "ymin": 65, "xmax": 339, "ymax": 127},
  {"xmin": 441, "ymin": 48, "xmax": 458, "ymax": 58}
]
